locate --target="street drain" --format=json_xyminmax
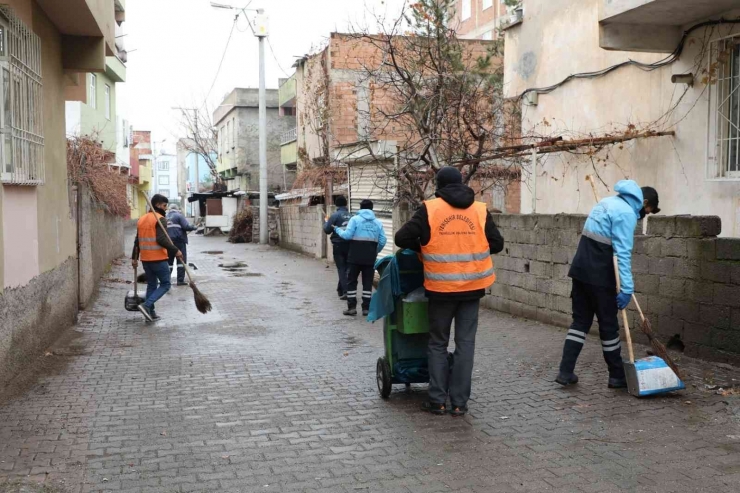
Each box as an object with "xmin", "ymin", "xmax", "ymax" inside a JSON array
[{"xmin": 202, "ymin": 250, "xmax": 224, "ymax": 255}]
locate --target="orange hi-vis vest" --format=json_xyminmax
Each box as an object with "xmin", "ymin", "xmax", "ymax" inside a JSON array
[
  {"xmin": 421, "ymin": 198, "xmax": 495, "ymax": 293},
  {"xmin": 137, "ymin": 212, "xmax": 168, "ymax": 262}
]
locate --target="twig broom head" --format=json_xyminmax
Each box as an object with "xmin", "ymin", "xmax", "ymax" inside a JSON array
[
  {"xmin": 638, "ymin": 315, "xmax": 684, "ymax": 380},
  {"xmin": 190, "ymin": 280, "xmax": 212, "ymax": 314}
]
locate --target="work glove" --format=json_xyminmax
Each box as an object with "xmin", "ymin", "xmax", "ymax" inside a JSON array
[{"xmin": 616, "ymin": 292, "xmax": 631, "ymax": 310}]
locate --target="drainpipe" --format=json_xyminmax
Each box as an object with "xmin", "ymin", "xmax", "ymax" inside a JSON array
[{"xmin": 531, "ymin": 148, "xmax": 537, "ymax": 214}]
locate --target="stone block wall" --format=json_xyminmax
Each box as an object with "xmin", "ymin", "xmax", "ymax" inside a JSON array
[
  {"xmin": 251, "ymin": 207, "xmax": 280, "ymax": 245},
  {"xmin": 483, "ymin": 214, "xmax": 740, "ymax": 365},
  {"xmin": 78, "ymin": 185, "xmax": 125, "ymax": 309},
  {"xmin": 276, "ymin": 205, "xmax": 325, "ymax": 258}
]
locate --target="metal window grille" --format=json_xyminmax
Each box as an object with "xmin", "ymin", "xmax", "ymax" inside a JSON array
[
  {"xmin": 0, "ymin": 5, "xmax": 44, "ymax": 186},
  {"xmin": 707, "ymin": 35, "xmax": 740, "ymax": 180}
]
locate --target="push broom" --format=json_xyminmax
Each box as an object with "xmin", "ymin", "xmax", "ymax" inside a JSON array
[
  {"xmin": 142, "ymin": 194, "xmax": 212, "ymax": 314},
  {"xmin": 615, "ymin": 256, "xmax": 684, "ymax": 396}
]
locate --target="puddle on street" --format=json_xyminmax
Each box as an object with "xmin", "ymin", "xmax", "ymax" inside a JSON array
[
  {"xmin": 202, "ymin": 250, "xmax": 224, "ymax": 255},
  {"xmin": 231, "ymin": 273, "xmax": 263, "ymax": 278}
]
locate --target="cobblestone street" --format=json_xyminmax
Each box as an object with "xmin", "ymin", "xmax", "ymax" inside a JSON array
[{"xmin": 1, "ymin": 235, "xmax": 740, "ymax": 493}]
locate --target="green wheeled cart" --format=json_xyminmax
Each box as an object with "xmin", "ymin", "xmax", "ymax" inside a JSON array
[
  {"xmin": 376, "ymin": 297, "xmax": 431, "ymax": 398},
  {"xmin": 372, "ymin": 249, "xmax": 431, "ymax": 399}
]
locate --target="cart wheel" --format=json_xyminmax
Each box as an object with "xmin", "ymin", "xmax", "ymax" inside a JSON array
[{"xmin": 376, "ymin": 357, "xmax": 392, "ymax": 399}]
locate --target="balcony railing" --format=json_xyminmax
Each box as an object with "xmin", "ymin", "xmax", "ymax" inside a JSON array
[{"xmin": 281, "ymin": 128, "xmax": 297, "ymax": 145}]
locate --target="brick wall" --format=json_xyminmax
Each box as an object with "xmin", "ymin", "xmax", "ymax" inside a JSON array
[
  {"xmin": 276, "ymin": 205, "xmax": 325, "ymax": 258},
  {"xmin": 483, "ymin": 214, "xmax": 740, "ymax": 365}
]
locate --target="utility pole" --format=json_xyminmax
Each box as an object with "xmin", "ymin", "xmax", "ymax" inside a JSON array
[
  {"xmin": 257, "ymin": 10, "xmax": 268, "ymax": 244},
  {"xmin": 211, "ymin": 2, "xmax": 269, "ymax": 244}
]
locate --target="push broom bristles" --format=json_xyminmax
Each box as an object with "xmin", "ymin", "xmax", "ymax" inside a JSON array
[
  {"xmin": 632, "ymin": 296, "xmax": 683, "ymax": 379},
  {"xmin": 638, "ymin": 314, "xmax": 683, "ymax": 379},
  {"xmin": 190, "ymin": 281, "xmax": 212, "ymax": 314}
]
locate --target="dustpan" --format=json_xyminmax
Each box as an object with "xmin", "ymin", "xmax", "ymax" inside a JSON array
[
  {"xmin": 125, "ymin": 266, "xmax": 145, "ymax": 311},
  {"xmin": 615, "ymin": 257, "xmax": 685, "ymax": 397}
]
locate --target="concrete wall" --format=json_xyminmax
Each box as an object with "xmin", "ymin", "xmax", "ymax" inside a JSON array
[
  {"xmin": 504, "ymin": 0, "xmax": 740, "ymax": 236},
  {"xmin": 0, "ymin": 257, "xmax": 77, "ymax": 386},
  {"xmin": 78, "ymin": 184, "xmax": 125, "ymax": 309},
  {"xmin": 483, "ymin": 213, "xmax": 740, "ymax": 365},
  {"xmin": 276, "ymin": 205, "xmax": 325, "ymax": 258}
]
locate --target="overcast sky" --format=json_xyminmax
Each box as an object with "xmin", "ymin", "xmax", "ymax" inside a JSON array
[{"xmin": 122, "ymin": 0, "xmax": 406, "ymax": 154}]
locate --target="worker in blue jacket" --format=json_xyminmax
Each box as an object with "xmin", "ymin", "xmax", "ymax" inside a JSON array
[
  {"xmin": 335, "ymin": 199, "xmax": 387, "ymax": 317},
  {"xmin": 166, "ymin": 204, "xmax": 196, "ymax": 286},
  {"xmin": 323, "ymin": 196, "xmax": 352, "ymax": 300},
  {"xmin": 557, "ymin": 180, "xmax": 660, "ymax": 389}
]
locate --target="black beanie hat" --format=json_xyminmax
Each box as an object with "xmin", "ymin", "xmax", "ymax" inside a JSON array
[
  {"xmin": 360, "ymin": 199, "xmax": 373, "ymax": 210},
  {"xmin": 436, "ymin": 166, "xmax": 463, "ymax": 189}
]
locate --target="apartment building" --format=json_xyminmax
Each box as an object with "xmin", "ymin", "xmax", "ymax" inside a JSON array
[
  {"xmin": 504, "ymin": 0, "xmax": 740, "ymax": 235},
  {"xmin": 213, "ymin": 88, "xmax": 294, "ymax": 192},
  {"xmin": 1, "ymin": 0, "xmax": 125, "ymax": 383},
  {"xmin": 452, "ymin": 0, "xmax": 509, "ymax": 40},
  {"xmin": 154, "ymin": 153, "xmax": 178, "ymax": 202}
]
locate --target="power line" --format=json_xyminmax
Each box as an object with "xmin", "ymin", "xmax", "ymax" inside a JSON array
[
  {"xmin": 267, "ymin": 37, "xmax": 290, "ymax": 77},
  {"xmin": 517, "ymin": 18, "xmax": 740, "ymax": 101},
  {"xmin": 200, "ymin": 15, "xmax": 238, "ymax": 110}
]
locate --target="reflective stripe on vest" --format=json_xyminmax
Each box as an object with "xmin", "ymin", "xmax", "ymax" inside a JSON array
[
  {"xmin": 421, "ymin": 198, "xmax": 495, "ymax": 293},
  {"xmin": 137, "ymin": 213, "xmax": 168, "ymax": 261}
]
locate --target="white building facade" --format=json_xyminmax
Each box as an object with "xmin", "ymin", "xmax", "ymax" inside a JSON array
[
  {"xmin": 154, "ymin": 153, "xmax": 179, "ymax": 203},
  {"xmin": 504, "ymin": 0, "xmax": 740, "ymax": 236}
]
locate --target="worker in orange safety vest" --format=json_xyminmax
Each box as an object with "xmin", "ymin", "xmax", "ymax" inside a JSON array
[
  {"xmin": 395, "ymin": 167, "xmax": 504, "ymax": 417},
  {"xmin": 131, "ymin": 194, "xmax": 182, "ymax": 322}
]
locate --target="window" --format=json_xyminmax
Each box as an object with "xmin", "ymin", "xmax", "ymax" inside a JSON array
[
  {"xmin": 226, "ymin": 121, "xmax": 231, "ymax": 152},
  {"xmin": 158, "ymin": 161, "xmax": 169, "ymax": 171},
  {"xmin": 89, "ymin": 74, "xmax": 97, "ymax": 109},
  {"xmin": 159, "ymin": 189, "xmax": 169, "ymax": 198},
  {"xmin": 482, "ymin": 0, "xmax": 493, "ymax": 9},
  {"xmin": 708, "ymin": 36, "xmax": 740, "ymax": 179},
  {"xmin": 0, "ymin": 6, "xmax": 45, "ymax": 185},
  {"xmin": 122, "ymin": 119, "xmax": 129, "ymax": 147},
  {"xmin": 231, "ymin": 118, "xmax": 236, "ymax": 148},
  {"xmin": 104, "ymin": 84, "xmax": 111, "ymax": 120},
  {"xmin": 159, "ymin": 175, "xmax": 169, "ymax": 186},
  {"xmin": 461, "ymin": 0, "xmax": 471, "ymax": 20}
]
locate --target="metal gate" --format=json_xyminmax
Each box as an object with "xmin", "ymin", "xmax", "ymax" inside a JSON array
[{"xmin": 347, "ymin": 161, "xmax": 396, "ymax": 259}]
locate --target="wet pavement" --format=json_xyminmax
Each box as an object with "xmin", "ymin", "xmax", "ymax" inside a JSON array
[{"xmin": 1, "ymin": 233, "xmax": 740, "ymax": 493}]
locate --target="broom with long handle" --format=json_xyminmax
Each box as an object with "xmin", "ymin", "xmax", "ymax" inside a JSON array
[
  {"xmin": 142, "ymin": 194, "xmax": 212, "ymax": 314},
  {"xmin": 586, "ymin": 175, "xmax": 681, "ymax": 376},
  {"xmin": 614, "ymin": 257, "xmax": 636, "ymax": 365}
]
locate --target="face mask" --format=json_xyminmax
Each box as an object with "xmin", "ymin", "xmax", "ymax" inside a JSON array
[{"xmin": 639, "ymin": 208, "xmax": 647, "ymax": 220}]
